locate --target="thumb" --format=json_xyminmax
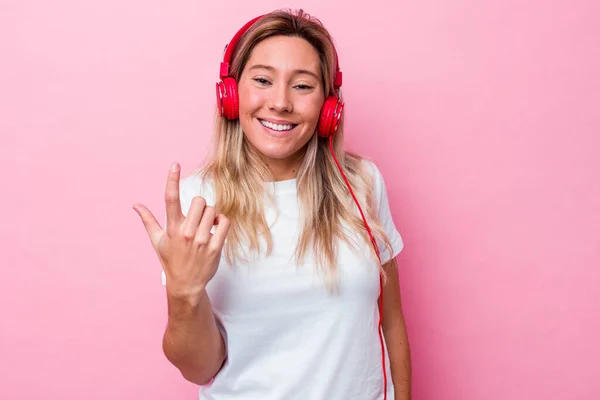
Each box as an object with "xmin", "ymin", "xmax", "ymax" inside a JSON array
[{"xmin": 133, "ymin": 203, "xmax": 163, "ymax": 246}]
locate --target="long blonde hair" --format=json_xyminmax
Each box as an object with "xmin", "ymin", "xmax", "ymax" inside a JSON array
[{"xmin": 198, "ymin": 9, "xmax": 396, "ymax": 291}]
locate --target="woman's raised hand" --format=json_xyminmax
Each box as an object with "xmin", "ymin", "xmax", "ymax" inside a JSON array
[{"xmin": 133, "ymin": 163, "xmax": 230, "ymax": 299}]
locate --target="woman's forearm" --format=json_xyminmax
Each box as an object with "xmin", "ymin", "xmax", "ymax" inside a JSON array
[
  {"xmin": 384, "ymin": 322, "xmax": 412, "ymax": 400},
  {"xmin": 162, "ymin": 288, "xmax": 226, "ymax": 385}
]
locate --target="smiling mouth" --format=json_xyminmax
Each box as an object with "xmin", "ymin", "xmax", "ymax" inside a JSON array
[{"xmin": 258, "ymin": 119, "xmax": 298, "ymax": 132}]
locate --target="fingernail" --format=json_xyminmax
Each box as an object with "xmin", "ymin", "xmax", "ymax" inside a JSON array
[{"xmin": 171, "ymin": 162, "xmax": 178, "ymax": 171}]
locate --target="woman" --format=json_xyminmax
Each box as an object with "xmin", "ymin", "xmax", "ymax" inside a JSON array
[{"xmin": 133, "ymin": 9, "xmax": 411, "ymax": 400}]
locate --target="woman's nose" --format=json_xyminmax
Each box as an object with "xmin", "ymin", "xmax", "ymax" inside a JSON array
[{"xmin": 268, "ymin": 85, "xmax": 293, "ymax": 113}]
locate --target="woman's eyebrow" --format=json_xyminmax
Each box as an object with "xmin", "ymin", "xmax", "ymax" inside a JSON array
[{"xmin": 248, "ymin": 64, "xmax": 319, "ymax": 80}]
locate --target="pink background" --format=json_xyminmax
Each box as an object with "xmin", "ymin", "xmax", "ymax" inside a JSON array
[{"xmin": 1, "ymin": 0, "xmax": 599, "ymax": 399}]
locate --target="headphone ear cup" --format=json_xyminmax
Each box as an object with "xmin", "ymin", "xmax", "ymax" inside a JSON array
[
  {"xmin": 318, "ymin": 96, "xmax": 343, "ymax": 138},
  {"xmin": 218, "ymin": 77, "xmax": 239, "ymax": 120},
  {"xmin": 216, "ymin": 80, "xmax": 225, "ymax": 117}
]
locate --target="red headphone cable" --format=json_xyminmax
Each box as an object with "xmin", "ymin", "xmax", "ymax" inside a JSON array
[{"xmin": 328, "ymin": 136, "xmax": 388, "ymax": 400}]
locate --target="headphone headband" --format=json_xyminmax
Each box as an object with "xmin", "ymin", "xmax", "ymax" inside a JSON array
[{"xmin": 219, "ymin": 14, "xmax": 343, "ymax": 89}]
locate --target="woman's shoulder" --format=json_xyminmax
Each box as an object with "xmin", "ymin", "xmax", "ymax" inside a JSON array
[
  {"xmin": 352, "ymin": 155, "xmax": 387, "ymax": 187},
  {"xmin": 350, "ymin": 155, "xmax": 393, "ymax": 209}
]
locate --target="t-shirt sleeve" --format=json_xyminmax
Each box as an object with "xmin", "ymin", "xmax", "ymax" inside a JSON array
[{"xmin": 368, "ymin": 160, "xmax": 405, "ymax": 264}]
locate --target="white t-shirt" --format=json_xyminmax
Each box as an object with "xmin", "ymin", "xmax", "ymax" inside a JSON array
[{"xmin": 162, "ymin": 159, "xmax": 404, "ymax": 400}]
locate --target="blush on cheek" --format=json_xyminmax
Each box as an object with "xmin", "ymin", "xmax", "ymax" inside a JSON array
[{"xmin": 238, "ymin": 83, "xmax": 268, "ymax": 114}]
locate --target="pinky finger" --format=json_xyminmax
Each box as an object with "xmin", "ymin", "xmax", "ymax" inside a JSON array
[{"xmin": 210, "ymin": 214, "xmax": 231, "ymax": 247}]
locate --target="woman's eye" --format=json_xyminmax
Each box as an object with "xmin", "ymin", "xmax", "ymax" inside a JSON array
[
  {"xmin": 253, "ymin": 77, "xmax": 270, "ymax": 85},
  {"xmin": 295, "ymin": 84, "xmax": 313, "ymax": 90}
]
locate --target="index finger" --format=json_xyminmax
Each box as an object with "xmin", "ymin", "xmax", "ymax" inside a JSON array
[{"xmin": 165, "ymin": 162, "xmax": 183, "ymax": 232}]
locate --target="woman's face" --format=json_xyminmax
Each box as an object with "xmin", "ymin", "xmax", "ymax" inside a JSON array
[{"xmin": 237, "ymin": 35, "xmax": 325, "ymax": 180}]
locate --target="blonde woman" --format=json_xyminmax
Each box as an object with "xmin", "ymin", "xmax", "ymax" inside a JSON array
[{"xmin": 133, "ymin": 9, "xmax": 411, "ymax": 400}]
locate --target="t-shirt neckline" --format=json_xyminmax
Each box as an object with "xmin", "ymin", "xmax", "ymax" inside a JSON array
[{"xmin": 264, "ymin": 178, "xmax": 297, "ymax": 194}]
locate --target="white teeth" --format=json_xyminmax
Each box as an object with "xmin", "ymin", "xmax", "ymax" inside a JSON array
[{"xmin": 260, "ymin": 119, "xmax": 294, "ymax": 131}]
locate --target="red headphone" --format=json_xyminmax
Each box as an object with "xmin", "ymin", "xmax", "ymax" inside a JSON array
[{"xmin": 215, "ymin": 15, "xmax": 345, "ymax": 138}]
